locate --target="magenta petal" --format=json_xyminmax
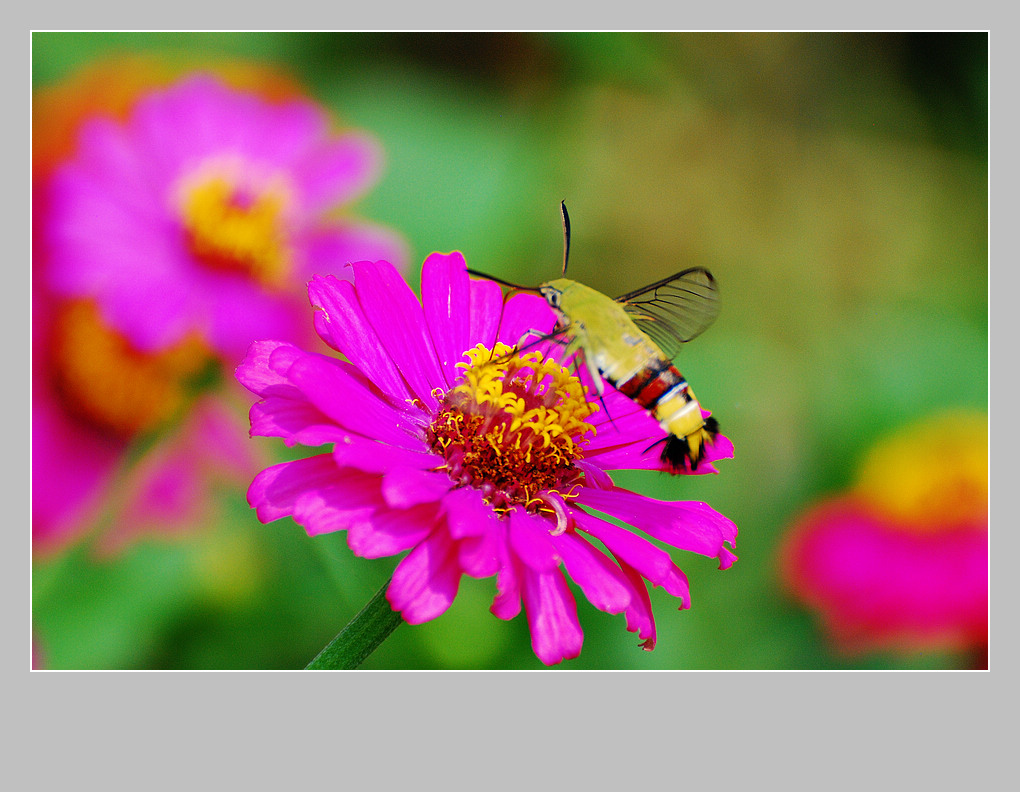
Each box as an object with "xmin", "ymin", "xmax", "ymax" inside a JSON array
[
  {"xmin": 467, "ymin": 275, "xmax": 505, "ymax": 352},
  {"xmin": 457, "ymin": 530, "xmax": 500, "ymax": 579},
  {"xmin": 242, "ymin": 339, "xmax": 426, "ymax": 447},
  {"xmin": 54, "ymin": 118, "xmax": 155, "ymax": 208},
  {"xmin": 382, "ymin": 468, "xmax": 453, "ymax": 509},
  {"xmin": 387, "ymin": 528, "xmax": 462, "ymax": 624},
  {"xmin": 347, "ymin": 259, "xmax": 447, "ymax": 406},
  {"xmin": 508, "ymin": 509, "xmax": 562, "ymax": 572},
  {"xmin": 50, "ymin": 128, "xmax": 248, "ymax": 355},
  {"xmin": 782, "ymin": 498, "xmax": 988, "ymax": 651},
  {"xmin": 284, "ymin": 350, "xmax": 424, "ymax": 448},
  {"xmin": 705, "ymin": 431, "xmax": 735, "ymax": 462},
  {"xmin": 717, "ymin": 545, "xmax": 739, "ymax": 571},
  {"xmin": 31, "ymin": 395, "xmax": 124, "ymax": 552},
  {"xmin": 521, "ymin": 568, "xmax": 584, "ymax": 665},
  {"xmin": 202, "ymin": 275, "xmax": 308, "ymax": 362},
  {"xmin": 491, "ymin": 530, "xmax": 522, "ymax": 620},
  {"xmin": 247, "ymin": 455, "xmax": 382, "ymax": 536},
  {"xmin": 573, "ymin": 460, "xmax": 614, "ymax": 490},
  {"xmin": 613, "ymin": 555, "xmax": 658, "ymax": 649},
  {"xmin": 577, "ymin": 487, "xmax": 738, "ymax": 566},
  {"xmin": 420, "ymin": 251, "xmax": 510, "ymax": 388},
  {"xmin": 236, "ymin": 339, "xmax": 301, "ymax": 395},
  {"xmin": 238, "ymin": 340, "xmax": 378, "ymax": 448},
  {"xmin": 307, "ymin": 274, "xmax": 414, "ymax": 401},
  {"xmin": 573, "ymin": 510, "xmax": 691, "ymax": 607},
  {"xmin": 421, "ymin": 251, "xmax": 473, "ymax": 389},
  {"xmin": 66, "ymin": 231, "xmax": 196, "ymax": 352},
  {"xmin": 551, "ymin": 530, "xmax": 631, "ymax": 615},
  {"xmin": 346, "ymin": 502, "xmax": 439, "ymax": 558},
  {"xmin": 132, "ymin": 76, "xmax": 255, "ymax": 169},
  {"xmin": 294, "ymin": 133, "xmax": 382, "ymax": 211},
  {"xmin": 440, "ymin": 488, "xmax": 502, "ymax": 578},
  {"xmin": 333, "ymin": 435, "xmax": 435, "ymax": 474},
  {"xmin": 442, "ymin": 486, "xmax": 501, "ymax": 540},
  {"xmin": 242, "ymin": 96, "xmax": 326, "ymax": 165},
  {"xmin": 249, "ymin": 398, "xmax": 348, "ymax": 447}
]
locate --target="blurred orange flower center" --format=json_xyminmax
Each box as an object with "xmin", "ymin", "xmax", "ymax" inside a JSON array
[
  {"xmin": 428, "ymin": 342, "xmax": 597, "ymax": 527},
  {"xmin": 49, "ymin": 300, "xmax": 211, "ymax": 439},
  {"xmin": 179, "ymin": 160, "xmax": 295, "ymax": 287},
  {"xmin": 854, "ymin": 411, "xmax": 988, "ymax": 532}
]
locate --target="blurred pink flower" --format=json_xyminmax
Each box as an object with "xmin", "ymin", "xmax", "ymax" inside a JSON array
[
  {"xmin": 32, "ymin": 67, "xmax": 407, "ymax": 554},
  {"xmin": 31, "ymin": 274, "xmax": 262, "ymax": 553},
  {"xmin": 44, "ymin": 73, "xmax": 408, "ymax": 361},
  {"xmin": 236, "ymin": 252, "xmax": 737, "ymax": 665},
  {"xmin": 780, "ymin": 411, "xmax": 988, "ymax": 663}
]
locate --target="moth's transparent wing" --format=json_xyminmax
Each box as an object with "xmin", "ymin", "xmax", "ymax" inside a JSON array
[{"xmin": 617, "ymin": 267, "xmax": 719, "ymax": 360}]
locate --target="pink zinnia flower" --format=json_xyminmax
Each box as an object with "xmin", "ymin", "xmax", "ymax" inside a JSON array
[
  {"xmin": 237, "ymin": 252, "xmax": 737, "ymax": 665},
  {"xmin": 44, "ymin": 73, "xmax": 407, "ymax": 360},
  {"xmin": 780, "ymin": 411, "xmax": 988, "ymax": 663},
  {"xmin": 32, "ymin": 269, "xmax": 262, "ymax": 553},
  {"xmin": 33, "ymin": 68, "xmax": 406, "ymax": 552}
]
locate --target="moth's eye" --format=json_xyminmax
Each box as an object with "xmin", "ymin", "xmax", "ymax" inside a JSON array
[{"xmin": 547, "ymin": 290, "xmax": 561, "ymax": 308}]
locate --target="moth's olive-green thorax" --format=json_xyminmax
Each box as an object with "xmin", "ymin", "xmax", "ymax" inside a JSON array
[{"xmin": 539, "ymin": 277, "xmax": 664, "ymax": 361}]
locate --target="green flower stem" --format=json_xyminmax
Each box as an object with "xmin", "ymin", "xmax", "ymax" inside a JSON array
[{"xmin": 305, "ymin": 579, "xmax": 404, "ymax": 670}]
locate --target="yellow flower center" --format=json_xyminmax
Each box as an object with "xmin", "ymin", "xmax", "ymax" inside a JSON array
[
  {"xmin": 178, "ymin": 158, "xmax": 295, "ymax": 287},
  {"xmin": 428, "ymin": 343, "xmax": 598, "ymax": 522},
  {"xmin": 48, "ymin": 300, "xmax": 212, "ymax": 439},
  {"xmin": 854, "ymin": 410, "xmax": 987, "ymax": 532}
]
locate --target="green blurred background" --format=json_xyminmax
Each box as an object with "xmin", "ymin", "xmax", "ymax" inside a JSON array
[{"xmin": 31, "ymin": 32, "xmax": 988, "ymax": 669}]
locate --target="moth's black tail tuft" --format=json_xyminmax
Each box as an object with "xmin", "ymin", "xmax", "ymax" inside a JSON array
[
  {"xmin": 661, "ymin": 435, "xmax": 692, "ymax": 471},
  {"xmin": 661, "ymin": 417, "xmax": 721, "ymax": 472}
]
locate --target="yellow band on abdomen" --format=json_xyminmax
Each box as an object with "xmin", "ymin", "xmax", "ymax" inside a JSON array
[{"xmin": 656, "ymin": 395, "xmax": 703, "ymax": 437}]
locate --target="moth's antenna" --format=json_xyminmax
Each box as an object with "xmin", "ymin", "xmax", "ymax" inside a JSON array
[{"xmin": 560, "ymin": 201, "xmax": 571, "ymax": 277}]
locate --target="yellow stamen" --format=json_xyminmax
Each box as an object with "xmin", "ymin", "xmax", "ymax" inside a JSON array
[
  {"xmin": 428, "ymin": 342, "xmax": 598, "ymax": 518},
  {"xmin": 178, "ymin": 159, "xmax": 295, "ymax": 287}
]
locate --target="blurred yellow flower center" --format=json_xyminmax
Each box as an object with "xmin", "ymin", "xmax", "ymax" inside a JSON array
[
  {"xmin": 854, "ymin": 411, "xmax": 988, "ymax": 532},
  {"xmin": 179, "ymin": 160, "xmax": 294, "ymax": 287},
  {"xmin": 49, "ymin": 300, "xmax": 211, "ymax": 439},
  {"xmin": 428, "ymin": 342, "xmax": 597, "ymax": 521}
]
